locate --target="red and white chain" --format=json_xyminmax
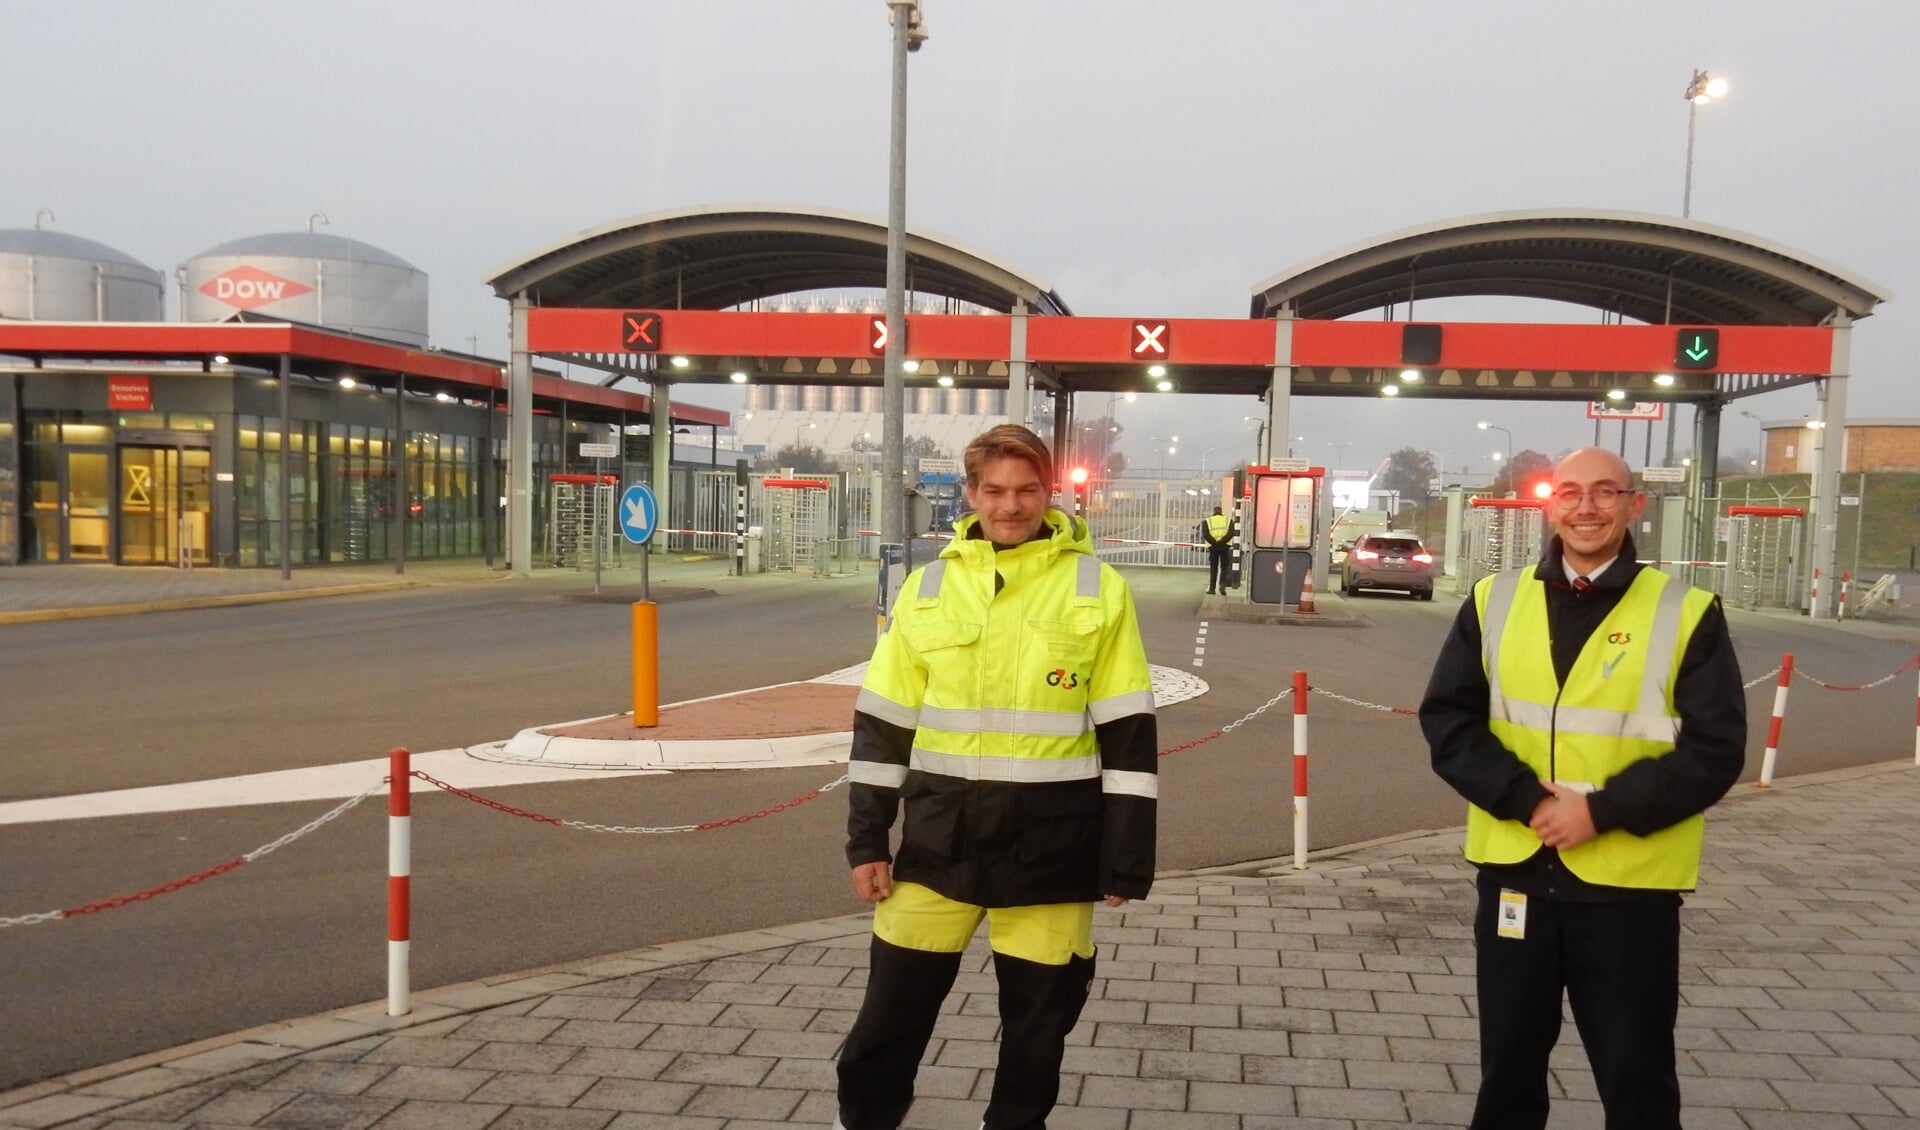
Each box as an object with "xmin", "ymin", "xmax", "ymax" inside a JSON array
[
  {"xmin": 1743, "ymin": 665, "xmax": 1783, "ymax": 690},
  {"xmin": 1794, "ymin": 654, "xmax": 1920, "ymax": 693},
  {"xmin": 0, "ymin": 778, "xmax": 385, "ymax": 930},
  {"xmin": 1159, "ymin": 686, "xmax": 1293, "ymax": 756},
  {"xmin": 409, "ymin": 768, "xmax": 850, "ymax": 833}
]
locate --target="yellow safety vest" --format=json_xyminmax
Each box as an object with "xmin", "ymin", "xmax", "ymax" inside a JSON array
[
  {"xmin": 1466, "ymin": 565, "xmax": 1716, "ymax": 890},
  {"xmin": 1205, "ymin": 514, "xmax": 1231, "ymax": 544},
  {"xmin": 853, "ymin": 508, "xmax": 1156, "ymax": 794}
]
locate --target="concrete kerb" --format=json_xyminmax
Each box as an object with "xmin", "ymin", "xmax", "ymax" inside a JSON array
[{"xmin": 0, "ymin": 581, "xmax": 425, "ymax": 626}]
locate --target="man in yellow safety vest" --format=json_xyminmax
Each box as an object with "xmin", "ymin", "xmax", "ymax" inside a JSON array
[
  {"xmin": 1201, "ymin": 505, "xmax": 1236, "ymax": 594},
  {"xmin": 835, "ymin": 425, "xmax": 1158, "ymax": 1130},
  {"xmin": 1419, "ymin": 446, "xmax": 1746, "ymax": 1130}
]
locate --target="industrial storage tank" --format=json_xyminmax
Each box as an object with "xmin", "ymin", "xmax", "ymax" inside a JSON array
[
  {"xmin": 182, "ymin": 231, "xmax": 429, "ymax": 347},
  {"xmin": 0, "ymin": 229, "xmax": 165, "ymax": 321}
]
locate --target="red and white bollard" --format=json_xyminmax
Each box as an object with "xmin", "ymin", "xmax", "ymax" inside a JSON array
[
  {"xmin": 1292, "ymin": 670, "xmax": 1310, "ymax": 869},
  {"xmin": 1838, "ymin": 572, "xmax": 1851, "ymax": 620},
  {"xmin": 1758, "ymin": 656, "xmax": 1794, "ymax": 788},
  {"xmin": 1809, "ymin": 568, "xmax": 1821, "ymax": 615},
  {"xmin": 389, "ymin": 746, "xmax": 412, "ymax": 1016},
  {"xmin": 1912, "ymin": 655, "xmax": 1920, "ymax": 768}
]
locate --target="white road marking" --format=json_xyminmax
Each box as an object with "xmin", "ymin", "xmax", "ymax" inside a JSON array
[{"xmin": 4, "ymin": 662, "xmax": 1210, "ymax": 826}]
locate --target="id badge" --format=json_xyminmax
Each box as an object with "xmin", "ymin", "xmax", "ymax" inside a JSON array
[{"xmin": 1496, "ymin": 889, "xmax": 1527, "ymax": 940}]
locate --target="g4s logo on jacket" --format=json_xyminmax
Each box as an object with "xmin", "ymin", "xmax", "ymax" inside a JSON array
[
  {"xmin": 1046, "ymin": 668, "xmax": 1082, "ymax": 689},
  {"xmin": 1608, "ymin": 631, "xmax": 1633, "ymax": 645}
]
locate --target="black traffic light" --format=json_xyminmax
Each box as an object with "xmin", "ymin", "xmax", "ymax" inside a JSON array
[{"xmin": 1674, "ymin": 328, "xmax": 1719, "ymax": 370}]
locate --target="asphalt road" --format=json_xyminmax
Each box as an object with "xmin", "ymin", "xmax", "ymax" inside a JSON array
[{"xmin": 2, "ymin": 566, "xmax": 1916, "ymax": 1089}]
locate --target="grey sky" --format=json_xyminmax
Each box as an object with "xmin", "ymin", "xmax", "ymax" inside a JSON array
[{"xmin": 7, "ymin": 1, "xmax": 1913, "ymax": 479}]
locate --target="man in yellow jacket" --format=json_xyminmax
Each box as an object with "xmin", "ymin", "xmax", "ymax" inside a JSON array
[
  {"xmin": 835, "ymin": 425, "xmax": 1158, "ymax": 1130},
  {"xmin": 1420, "ymin": 447, "xmax": 1745, "ymax": 1130}
]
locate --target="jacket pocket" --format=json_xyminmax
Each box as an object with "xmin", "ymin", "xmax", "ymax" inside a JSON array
[
  {"xmin": 1010, "ymin": 782, "xmax": 1103, "ymax": 892},
  {"xmin": 898, "ymin": 775, "xmax": 965, "ymax": 868}
]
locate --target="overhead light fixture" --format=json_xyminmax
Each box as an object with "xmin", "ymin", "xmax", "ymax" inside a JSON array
[
  {"xmin": 1606, "ymin": 388, "xmax": 1628, "ymax": 401},
  {"xmin": 435, "ymin": 391, "xmax": 454, "ymax": 403},
  {"xmin": 1653, "ymin": 373, "xmax": 1676, "ymax": 387},
  {"xmin": 1381, "ymin": 385, "xmax": 1401, "ymax": 397},
  {"xmin": 670, "ymin": 356, "xmax": 690, "ymax": 369},
  {"xmin": 212, "ymin": 354, "xmax": 230, "ymax": 364},
  {"xmin": 728, "ymin": 371, "xmax": 748, "ymax": 384},
  {"xmin": 1147, "ymin": 364, "xmax": 1167, "ymax": 378},
  {"xmin": 902, "ymin": 359, "xmax": 920, "ymax": 373},
  {"xmin": 1399, "ymin": 368, "xmax": 1422, "ymax": 383},
  {"xmin": 1155, "ymin": 379, "xmax": 1174, "ymax": 393},
  {"xmin": 936, "ymin": 375, "xmax": 954, "ymax": 387},
  {"xmin": 339, "ymin": 376, "xmax": 357, "ymax": 389}
]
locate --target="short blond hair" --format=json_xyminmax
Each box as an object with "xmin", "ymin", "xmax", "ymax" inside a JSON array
[{"xmin": 963, "ymin": 425, "xmax": 1053, "ymax": 490}]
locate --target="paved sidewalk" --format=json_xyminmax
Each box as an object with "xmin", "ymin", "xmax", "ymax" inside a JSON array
[{"xmin": 6, "ymin": 762, "xmax": 1918, "ymax": 1129}]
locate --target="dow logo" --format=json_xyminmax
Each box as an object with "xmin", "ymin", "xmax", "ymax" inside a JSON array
[{"xmin": 200, "ymin": 265, "xmax": 313, "ymax": 310}]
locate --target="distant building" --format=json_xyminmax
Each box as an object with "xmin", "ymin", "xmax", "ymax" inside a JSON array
[{"xmin": 1758, "ymin": 419, "xmax": 1920, "ymax": 474}]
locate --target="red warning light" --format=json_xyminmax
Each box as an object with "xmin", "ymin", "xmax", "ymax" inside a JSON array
[
  {"xmin": 1069, "ymin": 467, "xmax": 1089, "ymax": 486},
  {"xmin": 1532, "ymin": 480, "xmax": 1554, "ymax": 500}
]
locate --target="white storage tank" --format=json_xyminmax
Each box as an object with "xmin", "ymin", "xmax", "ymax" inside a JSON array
[
  {"xmin": 0, "ymin": 229, "xmax": 164, "ymax": 321},
  {"xmin": 182, "ymin": 231, "xmax": 429, "ymax": 347}
]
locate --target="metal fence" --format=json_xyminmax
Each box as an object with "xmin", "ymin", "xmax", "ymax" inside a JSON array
[{"xmin": 1080, "ymin": 476, "xmax": 1216, "ymax": 569}]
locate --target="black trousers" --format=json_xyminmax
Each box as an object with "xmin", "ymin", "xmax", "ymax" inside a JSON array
[
  {"xmin": 837, "ymin": 937, "xmax": 1095, "ymax": 1130},
  {"xmin": 1470, "ymin": 875, "xmax": 1682, "ymax": 1130},
  {"xmin": 1207, "ymin": 546, "xmax": 1231, "ymax": 591}
]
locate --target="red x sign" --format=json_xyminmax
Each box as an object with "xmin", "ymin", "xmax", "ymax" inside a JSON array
[
  {"xmin": 621, "ymin": 311, "xmax": 661, "ymax": 352},
  {"xmin": 1131, "ymin": 320, "xmax": 1169, "ymax": 358},
  {"xmin": 869, "ymin": 316, "xmax": 906, "ymax": 355}
]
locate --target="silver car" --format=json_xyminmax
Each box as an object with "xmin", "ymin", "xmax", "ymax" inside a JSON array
[{"xmin": 1340, "ymin": 532, "xmax": 1435, "ymax": 600}]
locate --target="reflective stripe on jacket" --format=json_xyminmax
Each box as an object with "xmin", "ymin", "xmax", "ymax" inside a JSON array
[
  {"xmin": 1466, "ymin": 564, "xmax": 1716, "ymax": 890},
  {"xmin": 847, "ymin": 507, "xmax": 1158, "ymax": 906}
]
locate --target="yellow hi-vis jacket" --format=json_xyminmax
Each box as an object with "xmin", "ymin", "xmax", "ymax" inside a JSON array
[
  {"xmin": 1204, "ymin": 513, "xmax": 1233, "ymax": 547},
  {"xmin": 847, "ymin": 507, "xmax": 1159, "ymax": 906},
  {"xmin": 1468, "ymin": 565, "xmax": 1717, "ymax": 890}
]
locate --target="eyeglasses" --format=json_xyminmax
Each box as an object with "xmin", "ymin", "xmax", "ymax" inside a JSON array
[{"xmin": 1549, "ymin": 484, "xmax": 1634, "ymax": 508}]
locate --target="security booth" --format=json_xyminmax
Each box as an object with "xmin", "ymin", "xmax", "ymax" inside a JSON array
[
  {"xmin": 1723, "ymin": 504, "xmax": 1804, "ymax": 611},
  {"xmin": 1245, "ymin": 463, "xmax": 1323, "ymax": 607},
  {"xmin": 1460, "ymin": 496, "xmax": 1549, "ymax": 589}
]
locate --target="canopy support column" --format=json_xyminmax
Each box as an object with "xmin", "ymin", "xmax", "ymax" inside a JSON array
[
  {"xmin": 1809, "ymin": 314, "xmax": 1852, "ymax": 619},
  {"xmin": 1006, "ymin": 303, "xmax": 1030, "ymax": 427},
  {"xmin": 509, "ymin": 292, "xmax": 533, "ymax": 577}
]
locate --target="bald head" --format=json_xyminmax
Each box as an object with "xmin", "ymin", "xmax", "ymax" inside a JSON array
[
  {"xmin": 1548, "ymin": 447, "xmax": 1645, "ymax": 574},
  {"xmin": 1554, "ymin": 447, "xmax": 1632, "ymax": 484}
]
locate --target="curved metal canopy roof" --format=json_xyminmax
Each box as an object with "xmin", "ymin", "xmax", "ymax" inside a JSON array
[
  {"xmin": 485, "ymin": 203, "xmax": 1069, "ymax": 317},
  {"xmin": 1251, "ymin": 209, "xmax": 1890, "ymax": 327}
]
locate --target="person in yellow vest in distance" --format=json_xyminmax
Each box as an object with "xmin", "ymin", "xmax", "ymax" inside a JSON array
[
  {"xmin": 834, "ymin": 425, "xmax": 1158, "ymax": 1130},
  {"xmin": 1201, "ymin": 505, "xmax": 1236, "ymax": 594},
  {"xmin": 1419, "ymin": 446, "xmax": 1745, "ymax": 1130}
]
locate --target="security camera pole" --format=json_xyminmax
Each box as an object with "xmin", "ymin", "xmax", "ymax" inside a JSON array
[{"xmin": 881, "ymin": 0, "xmax": 923, "ymax": 551}]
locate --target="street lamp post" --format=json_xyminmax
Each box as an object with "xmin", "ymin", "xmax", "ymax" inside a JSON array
[
  {"xmin": 1476, "ymin": 420, "xmax": 1513, "ymax": 466},
  {"xmin": 1682, "ymin": 69, "xmax": 1728, "ymax": 219},
  {"xmin": 880, "ymin": 0, "xmax": 926, "ymax": 549}
]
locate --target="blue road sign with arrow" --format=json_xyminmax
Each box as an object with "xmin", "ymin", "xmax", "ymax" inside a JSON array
[{"xmin": 619, "ymin": 483, "xmax": 658, "ymax": 545}]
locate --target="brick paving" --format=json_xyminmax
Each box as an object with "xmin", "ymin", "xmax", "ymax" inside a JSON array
[{"xmin": 5, "ymin": 762, "xmax": 1918, "ymax": 1129}]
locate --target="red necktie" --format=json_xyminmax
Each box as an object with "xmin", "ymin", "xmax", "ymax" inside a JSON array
[{"xmin": 1572, "ymin": 576, "xmax": 1592, "ymax": 592}]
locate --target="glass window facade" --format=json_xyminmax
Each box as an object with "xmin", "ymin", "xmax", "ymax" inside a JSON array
[{"xmin": 6, "ymin": 366, "xmax": 649, "ymax": 570}]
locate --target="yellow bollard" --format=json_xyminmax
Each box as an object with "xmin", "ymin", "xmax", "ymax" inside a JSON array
[{"xmin": 632, "ymin": 601, "xmax": 659, "ymax": 727}]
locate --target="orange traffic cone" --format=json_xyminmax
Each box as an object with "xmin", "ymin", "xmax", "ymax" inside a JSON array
[{"xmin": 1296, "ymin": 568, "xmax": 1318, "ymax": 614}]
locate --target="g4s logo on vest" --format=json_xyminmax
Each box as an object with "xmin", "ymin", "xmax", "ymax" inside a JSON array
[{"xmin": 1045, "ymin": 668, "xmax": 1082, "ymax": 690}]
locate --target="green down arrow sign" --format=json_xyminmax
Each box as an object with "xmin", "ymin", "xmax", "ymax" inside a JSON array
[{"xmin": 1675, "ymin": 328, "xmax": 1719, "ymax": 370}]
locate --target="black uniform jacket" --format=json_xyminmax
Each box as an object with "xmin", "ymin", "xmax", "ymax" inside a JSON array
[{"xmin": 1419, "ymin": 532, "xmax": 1748, "ymax": 900}]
